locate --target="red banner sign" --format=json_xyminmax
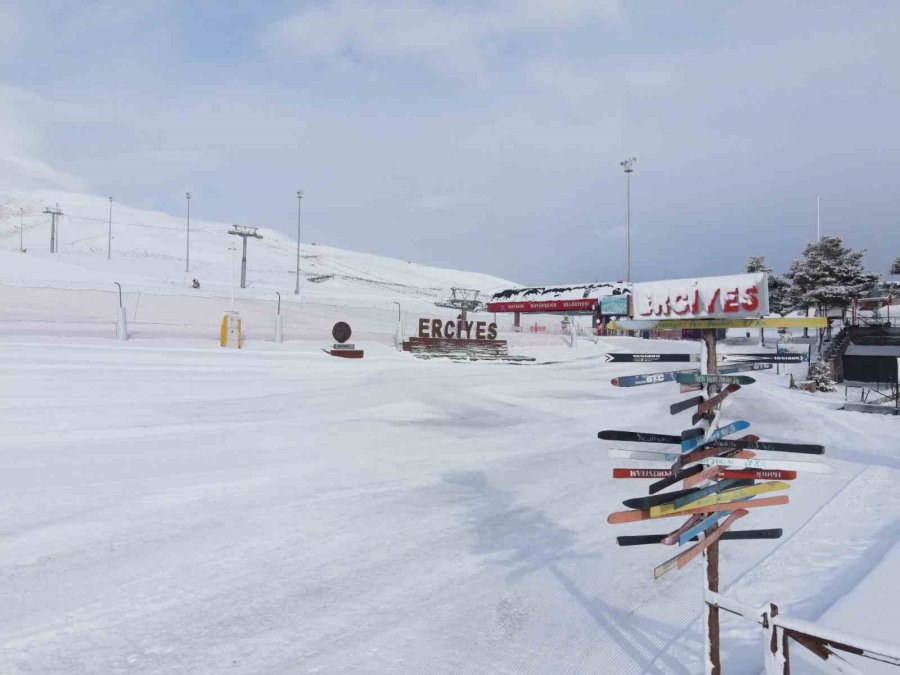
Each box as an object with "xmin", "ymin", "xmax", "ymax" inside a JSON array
[{"xmin": 486, "ymin": 299, "xmax": 597, "ymax": 313}]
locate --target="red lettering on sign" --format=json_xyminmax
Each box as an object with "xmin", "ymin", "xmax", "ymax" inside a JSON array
[
  {"xmin": 705, "ymin": 288, "xmax": 721, "ymax": 314},
  {"xmin": 723, "ymin": 287, "xmax": 740, "ymax": 313},
  {"xmin": 742, "ymin": 286, "xmax": 759, "ymax": 311}
]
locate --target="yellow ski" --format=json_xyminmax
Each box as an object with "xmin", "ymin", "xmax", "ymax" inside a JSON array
[{"xmin": 649, "ymin": 481, "xmax": 791, "ymax": 518}]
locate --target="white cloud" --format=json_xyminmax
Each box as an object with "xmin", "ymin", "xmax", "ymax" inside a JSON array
[
  {"xmin": 0, "ymin": 84, "xmax": 89, "ymax": 192},
  {"xmin": 260, "ymin": 0, "xmax": 620, "ymax": 78}
]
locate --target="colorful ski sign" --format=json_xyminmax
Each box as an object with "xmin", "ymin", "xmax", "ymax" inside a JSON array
[{"xmin": 611, "ymin": 369, "xmax": 698, "ymax": 387}]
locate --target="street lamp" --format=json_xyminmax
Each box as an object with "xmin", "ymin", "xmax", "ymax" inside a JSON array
[
  {"xmin": 393, "ymin": 301, "xmax": 401, "ymax": 322},
  {"xmin": 185, "ymin": 192, "xmax": 191, "ymax": 273},
  {"xmin": 620, "ymin": 157, "xmax": 636, "ymax": 282},
  {"xmin": 107, "ymin": 196, "xmax": 113, "ymax": 259},
  {"xmin": 295, "ymin": 190, "xmax": 303, "ymax": 294}
]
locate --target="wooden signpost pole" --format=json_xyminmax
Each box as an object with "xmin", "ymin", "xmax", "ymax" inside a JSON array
[{"xmin": 701, "ymin": 328, "xmax": 722, "ymax": 674}]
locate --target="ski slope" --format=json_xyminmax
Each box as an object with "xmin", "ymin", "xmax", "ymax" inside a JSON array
[{"xmin": 0, "ymin": 191, "xmax": 898, "ymax": 673}]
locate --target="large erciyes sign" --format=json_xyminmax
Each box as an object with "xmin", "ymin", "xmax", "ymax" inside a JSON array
[{"xmin": 631, "ymin": 273, "xmax": 769, "ymax": 320}]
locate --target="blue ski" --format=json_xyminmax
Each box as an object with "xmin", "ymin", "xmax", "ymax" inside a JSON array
[
  {"xmin": 611, "ymin": 368, "xmax": 698, "ymax": 387},
  {"xmin": 681, "ymin": 420, "xmax": 750, "ymax": 452}
]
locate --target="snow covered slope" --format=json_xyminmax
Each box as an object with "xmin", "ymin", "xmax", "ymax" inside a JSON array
[
  {"xmin": 0, "ymin": 337, "xmax": 896, "ymax": 674},
  {"xmin": 0, "ymin": 189, "xmax": 521, "ymax": 343}
]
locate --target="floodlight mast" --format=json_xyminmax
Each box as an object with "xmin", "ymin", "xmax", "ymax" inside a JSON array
[
  {"xmin": 107, "ymin": 196, "xmax": 113, "ymax": 259},
  {"xmin": 185, "ymin": 192, "xmax": 191, "ymax": 273},
  {"xmin": 620, "ymin": 157, "xmax": 636, "ymax": 282},
  {"xmin": 295, "ymin": 190, "xmax": 302, "ymax": 295},
  {"xmin": 227, "ymin": 225, "xmax": 263, "ymax": 289}
]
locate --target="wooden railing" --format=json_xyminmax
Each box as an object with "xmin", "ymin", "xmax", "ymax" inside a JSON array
[{"xmin": 705, "ymin": 590, "xmax": 900, "ymax": 673}]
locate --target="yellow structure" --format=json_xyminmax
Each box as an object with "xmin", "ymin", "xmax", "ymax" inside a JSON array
[
  {"xmin": 610, "ymin": 317, "xmax": 828, "ymax": 331},
  {"xmin": 220, "ymin": 311, "xmax": 242, "ymax": 348}
]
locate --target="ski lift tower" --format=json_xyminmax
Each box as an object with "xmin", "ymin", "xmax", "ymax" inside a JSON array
[
  {"xmin": 227, "ymin": 225, "xmax": 263, "ymax": 289},
  {"xmin": 435, "ymin": 287, "xmax": 485, "ymax": 325}
]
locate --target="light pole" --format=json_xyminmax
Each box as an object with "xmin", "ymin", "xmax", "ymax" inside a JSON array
[
  {"xmin": 107, "ymin": 196, "xmax": 113, "ymax": 259},
  {"xmin": 19, "ymin": 208, "xmax": 23, "ymax": 252},
  {"xmin": 393, "ymin": 301, "xmax": 401, "ymax": 322},
  {"xmin": 295, "ymin": 190, "xmax": 303, "ymax": 294},
  {"xmin": 620, "ymin": 157, "xmax": 636, "ymax": 282},
  {"xmin": 185, "ymin": 192, "xmax": 191, "ymax": 273},
  {"xmin": 229, "ymin": 244, "xmax": 236, "ymax": 311}
]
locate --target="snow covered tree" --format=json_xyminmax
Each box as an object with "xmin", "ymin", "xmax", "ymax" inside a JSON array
[
  {"xmin": 745, "ymin": 256, "xmax": 790, "ymax": 315},
  {"xmin": 785, "ymin": 236, "xmax": 880, "ymax": 318},
  {"xmin": 807, "ymin": 360, "xmax": 836, "ymax": 392},
  {"xmin": 891, "ymin": 257, "xmax": 900, "ymax": 276}
]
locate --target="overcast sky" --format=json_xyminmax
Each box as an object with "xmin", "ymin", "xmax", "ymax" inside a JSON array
[{"xmin": 1, "ymin": 1, "xmax": 898, "ymax": 284}]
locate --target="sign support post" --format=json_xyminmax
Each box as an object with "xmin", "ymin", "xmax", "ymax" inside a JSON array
[{"xmin": 701, "ymin": 327, "xmax": 722, "ymax": 674}]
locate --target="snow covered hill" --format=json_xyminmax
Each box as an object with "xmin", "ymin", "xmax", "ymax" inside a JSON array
[{"xmin": 0, "ymin": 189, "xmax": 522, "ymax": 344}]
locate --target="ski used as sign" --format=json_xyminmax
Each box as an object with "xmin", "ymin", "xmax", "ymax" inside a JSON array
[
  {"xmin": 700, "ymin": 437, "xmax": 824, "ymax": 455},
  {"xmin": 603, "ymin": 353, "xmax": 698, "ymax": 363},
  {"xmin": 660, "ymin": 513, "xmax": 706, "ymax": 544},
  {"xmin": 654, "ymin": 510, "xmax": 748, "ymax": 578},
  {"xmin": 675, "ymin": 372, "xmax": 756, "ymax": 386},
  {"xmin": 608, "ymin": 449, "xmax": 684, "ymax": 463},
  {"xmin": 612, "ymin": 468, "xmax": 681, "ymax": 479},
  {"xmin": 681, "ymin": 420, "xmax": 751, "ymax": 452},
  {"xmin": 647, "ymin": 464, "xmax": 705, "ymax": 493},
  {"xmin": 670, "ymin": 478, "xmax": 750, "ymax": 510},
  {"xmin": 616, "ymin": 528, "xmax": 782, "ymax": 546},
  {"xmin": 720, "ymin": 468, "xmax": 797, "ymax": 481},
  {"xmin": 622, "ymin": 487, "xmax": 701, "ymax": 511},
  {"xmin": 720, "ymin": 362, "xmax": 772, "ymax": 374},
  {"xmin": 670, "ymin": 395, "xmax": 705, "ymax": 416},
  {"xmin": 611, "ymin": 369, "xmax": 698, "ymax": 387},
  {"xmin": 695, "ymin": 384, "xmax": 740, "ymax": 417},
  {"xmin": 679, "ymin": 446, "xmax": 754, "ymax": 469},
  {"xmin": 700, "ymin": 456, "xmax": 832, "ymax": 473},
  {"xmin": 599, "ymin": 430, "xmax": 680, "ymax": 444},
  {"xmin": 724, "ymin": 353, "xmax": 807, "ymax": 363}
]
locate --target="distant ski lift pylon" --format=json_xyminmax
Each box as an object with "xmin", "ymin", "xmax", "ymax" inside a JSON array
[{"xmin": 435, "ymin": 287, "xmax": 485, "ymax": 323}]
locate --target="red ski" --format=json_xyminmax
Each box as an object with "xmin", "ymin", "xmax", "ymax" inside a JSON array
[
  {"xmin": 612, "ymin": 468, "xmax": 674, "ymax": 479},
  {"xmin": 660, "ymin": 514, "xmax": 705, "ymax": 545},
  {"xmin": 696, "ymin": 384, "xmax": 740, "ymax": 416},
  {"xmin": 721, "ymin": 468, "xmax": 797, "ymax": 481},
  {"xmin": 654, "ymin": 509, "xmax": 748, "ymax": 578}
]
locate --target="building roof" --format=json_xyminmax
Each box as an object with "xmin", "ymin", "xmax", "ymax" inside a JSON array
[{"xmin": 490, "ymin": 282, "xmax": 630, "ymax": 302}]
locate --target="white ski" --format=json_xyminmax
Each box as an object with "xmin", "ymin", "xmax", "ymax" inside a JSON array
[
  {"xmin": 700, "ymin": 456, "xmax": 833, "ymax": 474},
  {"xmin": 608, "ymin": 448, "xmax": 682, "ymax": 463}
]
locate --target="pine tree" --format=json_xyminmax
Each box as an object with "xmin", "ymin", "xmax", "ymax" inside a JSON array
[
  {"xmin": 785, "ymin": 236, "xmax": 880, "ymax": 318},
  {"xmin": 745, "ymin": 256, "xmax": 790, "ymax": 315},
  {"xmin": 807, "ymin": 361, "xmax": 836, "ymax": 392}
]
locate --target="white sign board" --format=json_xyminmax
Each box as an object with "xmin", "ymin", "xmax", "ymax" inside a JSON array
[{"xmin": 631, "ymin": 272, "xmax": 769, "ymax": 320}]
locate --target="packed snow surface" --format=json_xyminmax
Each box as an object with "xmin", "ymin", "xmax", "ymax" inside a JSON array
[{"xmin": 0, "ymin": 190, "xmax": 898, "ymax": 673}]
